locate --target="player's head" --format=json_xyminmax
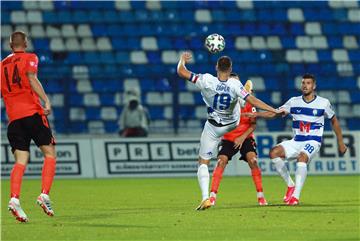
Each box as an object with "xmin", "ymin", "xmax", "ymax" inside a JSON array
[
  {"xmin": 10, "ymin": 31, "xmax": 28, "ymax": 51},
  {"xmin": 301, "ymin": 73, "xmax": 316, "ymax": 96},
  {"xmin": 216, "ymin": 56, "xmax": 232, "ymax": 74}
]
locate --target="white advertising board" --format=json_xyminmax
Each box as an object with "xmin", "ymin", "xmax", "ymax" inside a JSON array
[{"xmin": 1, "ymin": 139, "xmax": 94, "ymax": 178}]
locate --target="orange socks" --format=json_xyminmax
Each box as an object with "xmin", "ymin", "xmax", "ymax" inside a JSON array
[
  {"xmin": 210, "ymin": 166, "xmax": 225, "ymax": 194},
  {"xmin": 41, "ymin": 157, "xmax": 56, "ymax": 194},
  {"xmin": 10, "ymin": 163, "xmax": 26, "ymax": 198},
  {"xmin": 251, "ymin": 168, "xmax": 263, "ymax": 192}
]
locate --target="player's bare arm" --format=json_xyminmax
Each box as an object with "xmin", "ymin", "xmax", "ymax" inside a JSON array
[
  {"xmin": 233, "ymin": 122, "xmax": 256, "ymax": 149},
  {"xmin": 245, "ymin": 95, "xmax": 285, "ymax": 115},
  {"xmin": 331, "ymin": 116, "xmax": 347, "ymax": 154},
  {"xmin": 246, "ymin": 110, "xmax": 288, "ymax": 119},
  {"xmin": 177, "ymin": 52, "xmax": 192, "ymax": 80},
  {"xmin": 27, "ymin": 72, "xmax": 52, "ymax": 115}
]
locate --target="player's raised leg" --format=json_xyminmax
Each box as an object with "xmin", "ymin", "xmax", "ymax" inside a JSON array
[
  {"xmin": 270, "ymin": 145, "xmax": 295, "ymax": 202},
  {"xmin": 8, "ymin": 150, "xmax": 29, "ymax": 222},
  {"xmin": 210, "ymin": 155, "xmax": 229, "ymax": 206},
  {"xmin": 246, "ymin": 152, "xmax": 267, "ymax": 205},
  {"xmin": 37, "ymin": 144, "xmax": 56, "ymax": 216}
]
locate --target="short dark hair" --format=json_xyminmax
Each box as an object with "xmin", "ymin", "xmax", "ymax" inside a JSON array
[
  {"xmin": 10, "ymin": 31, "xmax": 27, "ymax": 48},
  {"xmin": 230, "ymin": 72, "xmax": 238, "ymax": 78},
  {"xmin": 217, "ymin": 56, "xmax": 232, "ymax": 72},
  {"xmin": 302, "ymin": 73, "xmax": 316, "ymax": 83}
]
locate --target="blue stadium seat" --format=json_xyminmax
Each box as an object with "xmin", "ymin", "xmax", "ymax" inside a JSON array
[
  {"xmin": 91, "ymin": 24, "xmax": 108, "ymax": 37},
  {"xmin": 148, "ymin": 106, "xmax": 164, "ymax": 119},
  {"xmin": 83, "ymin": 52, "xmax": 100, "ymax": 64},
  {"xmin": 69, "ymin": 94, "xmax": 83, "ymax": 106},
  {"xmin": 88, "ymin": 10, "xmax": 105, "ymax": 23},
  {"xmin": 72, "ymin": 10, "xmax": 89, "ymax": 23},
  {"xmin": 69, "ymin": 122, "xmax": 87, "ymax": 133},
  {"xmin": 2, "ymin": 1, "xmax": 23, "ymax": 10},
  {"xmin": 266, "ymin": 119, "xmax": 286, "ymax": 131},
  {"xmin": 57, "ymin": 11, "xmax": 73, "ymax": 23},
  {"xmin": 99, "ymin": 52, "xmax": 116, "ymax": 64},
  {"xmin": 42, "ymin": 11, "xmax": 59, "ymax": 24},
  {"xmin": 347, "ymin": 119, "xmax": 360, "ymax": 130},
  {"xmin": 104, "ymin": 121, "xmax": 119, "ymax": 133},
  {"xmin": 147, "ymin": 52, "xmax": 162, "ymax": 64},
  {"xmin": 100, "ymin": 94, "xmax": 115, "ymax": 105},
  {"xmin": 1, "ymin": 11, "xmax": 10, "ymax": 24},
  {"xmin": 86, "ymin": 107, "xmax": 101, "ymax": 120}
]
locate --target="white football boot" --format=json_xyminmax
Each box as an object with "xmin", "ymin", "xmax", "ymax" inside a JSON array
[
  {"xmin": 36, "ymin": 193, "xmax": 54, "ymax": 216},
  {"xmin": 8, "ymin": 198, "xmax": 28, "ymax": 223}
]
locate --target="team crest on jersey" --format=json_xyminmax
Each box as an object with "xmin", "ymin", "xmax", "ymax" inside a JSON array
[
  {"xmin": 313, "ymin": 109, "xmax": 318, "ymax": 116},
  {"xmin": 206, "ymin": 151, "xmax": 213, "ymax": 156}
]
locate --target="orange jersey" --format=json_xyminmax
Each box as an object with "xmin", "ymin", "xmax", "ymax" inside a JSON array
[
  {"xmin": 1, "ymin": 52, "xmax": 43, "ymax": 123},
  {"xmin": 223, "ymin": 102, "xmax": 256, "ymax": 142}
]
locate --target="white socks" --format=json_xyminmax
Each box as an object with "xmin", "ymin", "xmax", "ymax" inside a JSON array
[
  {"xmin": 272, "ymin": 157, "xmax": 295, "ymax": 187},
  {"xmin": 197, "ymin": 164, "xmax": 210, "ymax": 201},
  {"xmin": 293, "ymin": 162, "xmax": 308, "ymax": 199}
]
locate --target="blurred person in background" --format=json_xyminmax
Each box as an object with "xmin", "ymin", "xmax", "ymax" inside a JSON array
[{"xmin": 118, "ymin": 93, "xmax": 150, "ymax": 137}]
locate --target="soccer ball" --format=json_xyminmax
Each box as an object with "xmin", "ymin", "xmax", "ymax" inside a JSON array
[{"xmin": 205, "ymin": 34, "xmax": 225, "ymax": 53}]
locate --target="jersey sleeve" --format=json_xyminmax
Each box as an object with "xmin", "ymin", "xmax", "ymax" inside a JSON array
[
  {"xmin": 235, "ymin": 81, "xmax": 250, "ymax": 100},
  {"xmin": 324, "ymin": 99, "xmax": 335, "ymax": 119},
  {"xmin": 26, "ymin": 54, "xmax": 39, "ymax": 73},
  {"xmin": 279, "ymin": 98, "xmax": 292, "ymax": 113},
  {"xmin": 188, "ymin": 72, "xmax": 209, "ymax": 89}
]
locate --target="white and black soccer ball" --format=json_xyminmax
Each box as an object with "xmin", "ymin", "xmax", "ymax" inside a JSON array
[{"xmin": 205, "ymin": 33, "xmax": 225, "ymax": 54}]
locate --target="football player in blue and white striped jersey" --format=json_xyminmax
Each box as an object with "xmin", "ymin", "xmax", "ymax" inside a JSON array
[{"xmin": 254, "ymin": 74, "xmax": 347, "ymax": 205}]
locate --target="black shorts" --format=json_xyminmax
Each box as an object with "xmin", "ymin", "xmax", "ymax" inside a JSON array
[
  {"xmin": 7, "ymin": 113, "xmax": 56, "ymax": 153},
  {"xmin": 218, "ymin": 137, "xmax": 257, "ymax": 162}
]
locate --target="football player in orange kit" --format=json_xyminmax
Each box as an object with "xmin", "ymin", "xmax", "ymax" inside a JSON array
[
  {"xmin": 1, "ymin": 31, "xmax": 56, "ymax": 222},
  {"xmin": 209, "ymin": 73, "xmax": 268, "ymax": 206}
]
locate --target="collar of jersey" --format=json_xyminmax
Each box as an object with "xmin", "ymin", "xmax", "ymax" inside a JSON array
[
  {"xmin": 13, "ymin": 51, "xmax": 25, "ymax": 53},
  {"xmin": 218, "ymin": 78, "xmax": 228, "ymax": 82},
  {"xmin": 302, "ymin": 95, "xmax": 317, "ymax": 104}
]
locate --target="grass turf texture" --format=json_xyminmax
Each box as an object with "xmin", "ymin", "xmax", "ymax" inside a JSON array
[{"xmin": 1, "ymin": 176, "xmax": 359, "ymax": 241}]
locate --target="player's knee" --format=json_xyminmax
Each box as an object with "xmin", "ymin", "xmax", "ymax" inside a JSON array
[
  {"xmin": 40, "ymin": 145, "xmax": 56, "ymax": 158},
  {"xmin": 297, "ymin": 153, "xmax": 309, "ymax": 163},
  {"xmin": 248, "ymin": 156, "xmax": 258, "ymax": 167},
  {"xmin": 198, "ymin": 158, "xmax": 210, "ymax": 165},
  {"xmin": 217, "ymin": 156, "xmax": 228, "ymax": 168},
  {"xmin": 269, "ymin": 147, "xmax": 279, "ymax": 159}
]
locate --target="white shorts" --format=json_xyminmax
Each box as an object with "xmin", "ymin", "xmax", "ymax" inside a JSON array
[
  {"xmin": 279, "ymin": 139, "xmax": 321, "ymax": 162},
  {"xmin": 199, "ymin": 120, "xmax": 238, "ymax": 160}
]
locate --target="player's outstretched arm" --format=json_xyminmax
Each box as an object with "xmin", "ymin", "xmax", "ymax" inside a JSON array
[
  {"xmin": 245, "ymin": 95, "xmax": 285, "ymax": 115},
  {"xmin": 243, "ymin": 110, "xmax": 287, "ymax": 119},
  {"xmin": 331, "ymin": 116, "xmax": 347, "ymax": 154},
  {"xmin": 177, "ymin": 52, "xmax": 192, "ymax": 80},
  {"xmin": 27, "ymin": 72, "xmax": 52, "ymax": 115}
]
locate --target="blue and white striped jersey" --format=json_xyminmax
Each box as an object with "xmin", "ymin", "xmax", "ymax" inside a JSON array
[
  {"xmin": 189, "ymin": 73, "xmax": 249, "ymax": 125},
  {"xmin": 280, "ymin": 95, "xmax": 335, "ymax": 143}
]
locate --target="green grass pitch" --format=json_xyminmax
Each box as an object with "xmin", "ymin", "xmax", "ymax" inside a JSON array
[{"xmin": 1, "ymin": 175, "xmax": 359, "ymax": 241}]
